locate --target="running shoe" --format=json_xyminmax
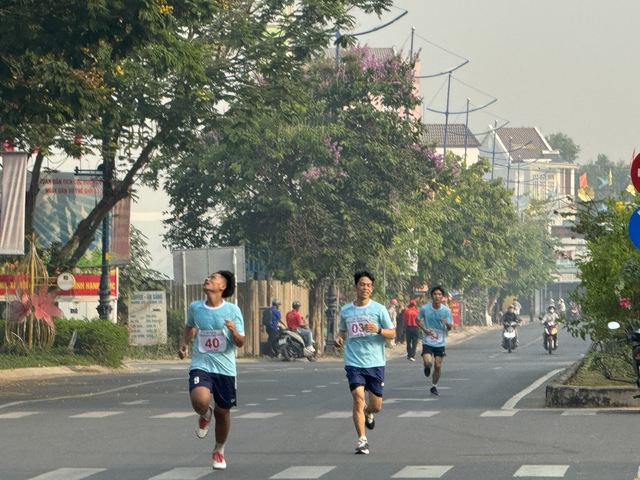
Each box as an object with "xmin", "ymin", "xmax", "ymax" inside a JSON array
[
  {"xmin": 355, "ymin": 439, "xmax": 369, "ymax": 455},
  {"xmin": 424, "ymin": 366, "xmax": 431, "ymax": 377},
  {"xmin": 212, "ymin": 450, "xmax": 227, "ymax": 470},
  {"xmin": 430, "ymin": 386, "xmax": 439, "ymax": 396},
  {"xmin": 364, "ymin": 407, "xmax": 375, "ymax": 430},
  {"xmin": 408, "ymin": 357, "xmax": 415, "ymax": 362},
  {"xmin": 196, "ymin": 406, "xmax": 213, "ymax": 439}
]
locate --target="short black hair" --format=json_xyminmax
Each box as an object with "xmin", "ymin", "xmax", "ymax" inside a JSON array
[
  {"xmin": 216, "ymin": 270, "xmax": 236, "ymax": 298},
  {"xmin": 354, "ymin": 271, "xmax": 374, "ymax": 285},
  {"xmin": 430, "ymin": 285, "xmax": 446, "ymax": 296}
]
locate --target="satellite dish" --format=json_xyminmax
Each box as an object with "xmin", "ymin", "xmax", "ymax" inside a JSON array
[{"xmin": 577, "ymin": 186, "xmax": 595, "ymax": 201}]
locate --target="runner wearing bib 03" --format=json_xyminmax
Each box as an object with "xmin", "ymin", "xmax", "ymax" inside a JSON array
[{"xmin": 334, "ymin": 271, "xmax": 395, "ymax": 456}]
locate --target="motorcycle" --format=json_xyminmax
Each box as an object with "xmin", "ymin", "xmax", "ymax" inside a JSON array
[
  {"xmin": 277, "ymin": 329, "xmax": 317, "ymax": 362},
  {"xmin": 608, "ymin": 321, "xmax": 640, "ymax": 388},
  {"xmin": 543, "ymin": 319, "xmax": 559, "ymax": 354},
  {"xmin": 502, "ymin": 321, "xmax": 518, "ymax": 353}
]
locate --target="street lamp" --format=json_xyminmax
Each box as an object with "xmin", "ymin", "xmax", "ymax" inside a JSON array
[{"xmin": 74, "ymin": 163, "xmax": 112, "ymax": 320}]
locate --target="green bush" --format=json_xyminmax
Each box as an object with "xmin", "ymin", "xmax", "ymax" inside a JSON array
[{"xmin": 54, "ymin": 319, "xmax": 129, "ymax": 367}]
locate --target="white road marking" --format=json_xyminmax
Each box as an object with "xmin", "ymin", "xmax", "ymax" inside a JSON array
[
  {"xmin": 0, "ymin": 411, "xmax": 39, "ymax": 418},
  {"xmin": 148, "ymin": 467, "xmax": 211, "ymax": 479},
  {"xmin": 391, "ymin": 465, "xmax": 453, "ymax": 478},
  {"xmin": 561, "ymin": 410, "xmax": 597, "ymax": 416},
  {"xmin": 385, "ymin": 398, "xmax": 437, "ymax": 404},
  {"xmin": 26, "ymin": 468, "xmax": 106, "ymax": 480},
  {"xmin": 316, "ymin": 411, "xmax": 352, "ymax": 418},
  {"xmin": 501, "ymin": 369, "xmax": 564, "ymax": 410},
  {"xmin": 480, "ymin": 410, "xmax": 518, "ymax": 417},
  {"xmin": 121, "ymin": 400, "xmax": 149, "ymax": 405},
  {"xmin": 69, "ymin": 411, "xmax": 124, "ymax": 418},
  {"xmin": 398, "ymin": 411, "xmax": 440, "ymax": 418},
  {"xmin": 234, "ymin": 412, "xmax": 282, "ymax": 419},
  {"xmin": 150, "ymin": 412, "xmax": 193, "ymax": 418},
  {"xmin": 513, "ymin": 464, "xmax": 569, "ymax": 477},
  {"xmin": 270, "ymin": 466, "xmax": 336, "ymax": 479}
]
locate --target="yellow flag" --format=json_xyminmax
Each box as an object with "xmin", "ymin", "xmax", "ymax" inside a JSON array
[{"xmin": 608, "ymin": 168, "xmax": 613, "ymax": 186}]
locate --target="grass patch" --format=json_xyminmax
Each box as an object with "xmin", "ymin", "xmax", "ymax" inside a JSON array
[
  {"xmin": 0, "ymin": 349, "xmax": 98, "ymax": 370},
  {"xmin": 568, "ymin": 368, "xmax": 634, "ymax": 387}
]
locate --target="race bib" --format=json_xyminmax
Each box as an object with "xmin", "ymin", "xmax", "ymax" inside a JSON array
[
  {"xmin": 345, "ymin": 316, "xmax": 369, "ymax": 338},
  {"xmin": 428, "ymin": 330, "xmax": 442, "ymax": 342},
  {"xmin": 197, "ymin": 329, "xmax": 227, "ymax": 353}
]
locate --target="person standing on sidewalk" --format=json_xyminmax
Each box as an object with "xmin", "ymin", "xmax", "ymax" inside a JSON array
[
  {"xmin": 417, "ymin": 285, "xmax": 453, "ymax": 396},
  {"xmin": 403, "ymin": 299, "xmax": 420, "ymax": 361},
  {"xmin": 334, "ymin": 271, "xmax": 395, "ymax": 455},
  {"xmin": 178, "ymin": 270, "xmax": 245, "ymax": 471}
]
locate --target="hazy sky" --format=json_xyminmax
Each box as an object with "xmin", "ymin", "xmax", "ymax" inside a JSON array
[
  {"xmin": 136, "ymin": 0, "xmax": 640, "ymax": 277},
  {"xmin": 353, "ymin": 0, "xmax": 640, "ymax": 164}
]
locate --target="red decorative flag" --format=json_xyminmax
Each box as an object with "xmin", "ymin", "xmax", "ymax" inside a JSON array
[{"xmin": 579, "ymin": 173, "xmax": 588, "ymax": 188}]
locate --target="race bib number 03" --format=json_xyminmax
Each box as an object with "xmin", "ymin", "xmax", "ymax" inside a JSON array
[
  {"xmin": 197, "ymin": 329, "xmax": 227, "ymax": 353},
  {"xmin": 346, "ymin": 316, "xmax": 369, "ymax": 338}
]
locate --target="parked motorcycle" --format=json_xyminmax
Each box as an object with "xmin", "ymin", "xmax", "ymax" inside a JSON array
[
  {"xmin": 278, "ymin": 329, "xmax": 317, "ymax": 362},
  {"xmin": 543, "ymin": 319, "xmax": 559, "ymax": 354},
  {"xmin": 608, "ymin": 321, "xmax": 640, "ymax": 388},
  {"xmin": 502, "ymin": 320, "xmax": 519, "ymax": 353}
]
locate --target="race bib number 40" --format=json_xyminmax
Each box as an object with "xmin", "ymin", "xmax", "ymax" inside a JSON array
[
  {"xmin": 346, "ymin": 316, "xmax": 369, "ymax": 338},
  {"xmin": 198, "ymin": 329, "xmax": 227, "ymax": 353}
]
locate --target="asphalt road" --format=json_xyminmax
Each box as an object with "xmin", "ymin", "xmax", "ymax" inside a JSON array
[{"xmin": 1, "ymin": 323, "xmax": 639, "ymax": 480}]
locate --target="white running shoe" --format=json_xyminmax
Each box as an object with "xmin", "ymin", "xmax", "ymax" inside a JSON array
[
  {"xmin": 196, "ymin": 406, "xmax": 212, "ymax": 439},
  {"xmin": 212, "ymin": 450, "xmax": 226, "ymax": 470},
  {"xmin": 355, "ymin": 438, "xmax": 369, "ymax": 455}
]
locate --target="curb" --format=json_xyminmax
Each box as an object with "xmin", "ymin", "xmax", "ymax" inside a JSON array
[{"xmin": 545, "ymin": 357, "xmax": 640, "ymax": 408}]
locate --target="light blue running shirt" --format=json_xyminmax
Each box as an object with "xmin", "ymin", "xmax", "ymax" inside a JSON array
[
  {"xmin": 186, "ymin": 299, "xmax": 244, "ymax": 377},
  {"xmin": 418, "ymin": 303, "xmax": 453, "ymax": 348},
  {"xmin": 339, "ymin": 300, "xmax": 394, "ymax": 368}
]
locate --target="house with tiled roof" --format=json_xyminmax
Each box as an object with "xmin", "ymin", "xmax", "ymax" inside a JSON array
[
  {"xmin": 479, "ymin": 126, "xmax": 584, "ymax": 303},
  {"xmin": 424, "ymin": 124, "xmax": 481, "ymax": 164}
]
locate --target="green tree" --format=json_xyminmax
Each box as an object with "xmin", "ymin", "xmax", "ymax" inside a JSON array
[
  {"xmin": 163, "ymin": 47, "xmax": 455, "ymax": 286},
  {"xmin": 546, "ymin": 132, "xmax": 581, "ymax": 163},
  {"xmin": 0, "ymin": 0, "xmax": 393, "ymax": 271}
]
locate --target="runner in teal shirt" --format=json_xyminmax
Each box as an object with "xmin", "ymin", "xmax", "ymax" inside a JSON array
[
  {"xmin": 178, "ymin": 270, "xmax": 244, "ymax": 471},
  {"xmin": 334, "ymin": 271, "xmax": 395, "ymax": 456}
]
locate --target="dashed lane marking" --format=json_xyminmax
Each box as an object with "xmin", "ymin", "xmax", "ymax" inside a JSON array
[
  {"xmin": 391, "ymin": 465, "xmax": 454, "ymax": 478},
  {"xmin": 513, "ymin": 464, "xmax": 570, "ymax": 477},
  {"xmin": 270, "ymin": 466, "xmax": 336, "ymax": 479}
]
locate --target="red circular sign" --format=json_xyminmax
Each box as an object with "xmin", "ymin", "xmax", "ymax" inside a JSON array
[{"xmin": 631, "ymin": 153, "xmax": 640, "ymax": 192}]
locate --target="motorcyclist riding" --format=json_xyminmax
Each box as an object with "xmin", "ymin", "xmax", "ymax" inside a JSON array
[
  {"xmin": 541, "ymin": 305, "xmax": 559, "ymax": 348},
  {"xmin": 502, "ymin": 304, "xmax": 520, "ymax": 346}
]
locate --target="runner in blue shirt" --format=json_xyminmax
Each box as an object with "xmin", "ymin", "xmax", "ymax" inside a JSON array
[
  {"xmin": 178, "ymin": 270, "xmax": 244, "ymax": 471},
  {"xmin": 334, "ymin": 271, "xmax": 395, "ymax": 455},
  {"xmin": 417, "ymin": 285, "xmax": 453, "ymax": 396}
]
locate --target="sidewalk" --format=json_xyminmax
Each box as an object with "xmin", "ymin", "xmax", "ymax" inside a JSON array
[{"xmin": 0, "ymin": 325, "xmax": 497, "ymax": 384}]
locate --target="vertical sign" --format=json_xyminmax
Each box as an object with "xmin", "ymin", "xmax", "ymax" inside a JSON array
[
  {"xmin": 128, "ymin": 291, "xmax": 167, "ymax": 346},
  {"xmin": 449, "ymin": 299, "xmax": 461, "ymax": 326},
  {"xmin": 0, "ymin": 152, "xmax": 28, "ymax": 254},
  {"xmin": 111, "ymin": 195, "xmax": 131, "ymax": 265},
  {"xmin": 629, "ymin": 153, "xmax": 640, "ymax": 250}
]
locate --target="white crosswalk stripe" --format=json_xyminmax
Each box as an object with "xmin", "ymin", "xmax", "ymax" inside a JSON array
[
  {"xmin": 68, "ymin": 411, "xmax": 124, "ymax": 418},
  {"xmin": 480, "ymin": 410, "xmax": 518, "ymax": 417},
  {"xmin": 513, "ymin": 464, "xmax": 570, "ymax": 477},
  {"xmin": 26, "ymin": 468, "xmax": 106, "ymax": 480},
  {"xmin": 391, "ymin": 465, "xmax": 454, "ymax": 478},
  {"xmin": 151, "ymin": 412, "xmax": 193, "ymax": 418},
  {"xmin": 270, "ymin": 466, "xmax": 336, "ymax": 479},
  {"xmin": 234, "ymin": 412, "xmax": 282, "ymax": 419},
  {"xmin": 397, "ymin": 410, "xmax": 439, "ymax": 418},
  {"xmin": 0, "ymin": 411, "xmax": 39, "ymax": 418},
  {"xmin": 148, "ymin": 467, "xmax": 211, "ymax": 479}
]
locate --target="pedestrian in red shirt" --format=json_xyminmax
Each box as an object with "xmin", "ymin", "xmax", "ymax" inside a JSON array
[{"xmin": 403, "ymin": 299, "xmax": 420, "ymax": 361}]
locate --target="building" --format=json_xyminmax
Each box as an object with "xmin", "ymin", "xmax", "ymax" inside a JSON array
[{"xmin": 424, "ymin": 123, "xmax": 481, "ymax": 164}]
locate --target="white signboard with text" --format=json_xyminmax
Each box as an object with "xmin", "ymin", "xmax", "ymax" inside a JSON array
[{"xmin": 128, "ymin": 291, "xmax": 167, "ymax": 346}]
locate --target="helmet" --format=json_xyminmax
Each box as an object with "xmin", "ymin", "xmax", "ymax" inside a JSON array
[
  {"xmin": 272, "ymin": 299, "xmax": 281, "ymax": 306},
  {"xmin": 292, "ymin": 301, "xmax": 301, "ymax": 308}
]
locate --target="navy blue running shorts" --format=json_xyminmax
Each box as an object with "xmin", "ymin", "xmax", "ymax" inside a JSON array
[
  {"xmin": 345, "ymin": 366, "xmax": 385, "ymax": 397},
  {"xmin": 189, "ymin": 369, "xmax": 237, "ymax": 409},
  {"xmin": 421, "ymin": 344, "xmax": 446, "ymax": 357}
]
